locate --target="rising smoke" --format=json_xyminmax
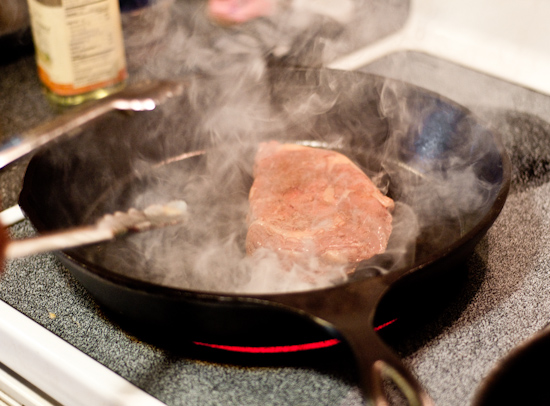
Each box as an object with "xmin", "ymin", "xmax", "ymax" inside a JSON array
[{"xmin": 43, "ymin": 0, "xmax": 502, "ymax": 294}]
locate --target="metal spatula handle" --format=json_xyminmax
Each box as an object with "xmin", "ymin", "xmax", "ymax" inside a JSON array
[{"xmin": 0, "ymin": 80, "xmax": 186, "ymax": 169}]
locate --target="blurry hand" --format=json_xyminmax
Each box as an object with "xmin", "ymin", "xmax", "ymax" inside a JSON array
[{"xmin": 208, "ymin": 0, "xmax": 275, "ymax": 25}]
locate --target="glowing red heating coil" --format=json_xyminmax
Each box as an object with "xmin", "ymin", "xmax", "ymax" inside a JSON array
[{"xmin": 193, "ymin": 318, "xmax": 397, "ymax": 354}]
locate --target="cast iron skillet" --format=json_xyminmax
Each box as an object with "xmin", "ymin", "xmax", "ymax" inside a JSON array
[
  {"xmin": 473, "ymin": 324, "xmax": 550, "ymax": 406},
  {"xmin": 18, "ymin": 67, "xmax": 511, "ymax": 405}
]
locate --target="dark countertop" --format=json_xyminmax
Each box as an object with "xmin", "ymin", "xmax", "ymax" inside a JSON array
[{"xmin": 2, "ymin": 1, "xmax": 550, "ymax": 405}]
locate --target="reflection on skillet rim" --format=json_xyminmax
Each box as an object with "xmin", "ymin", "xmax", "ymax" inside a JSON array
[{"xmin": 17, "ymin": 68, "xmax": 511, "ymax": 350}]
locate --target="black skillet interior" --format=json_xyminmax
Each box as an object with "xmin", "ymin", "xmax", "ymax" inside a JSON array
[{"xmin": 18, "ymin": 67, "xmax": 510, "ymax": 358}]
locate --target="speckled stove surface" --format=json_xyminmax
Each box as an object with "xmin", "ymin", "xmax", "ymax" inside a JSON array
[{"xmin": 2, "ymin": 1, "xmax": 550, "ymax": 405}]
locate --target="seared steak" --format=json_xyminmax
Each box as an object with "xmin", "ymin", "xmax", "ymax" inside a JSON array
[{"xmin": 246, "ymin": 141, "xmax": 394, "ymax": 272}]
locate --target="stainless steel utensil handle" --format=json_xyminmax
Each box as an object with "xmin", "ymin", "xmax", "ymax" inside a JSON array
[
  {"xmin": 0, "ymin": 79, "xmax": 185, "ymax": 169},
  {"xmin": 0, "ymin": 99, "xmax": 119, "ymax": 169},
  {"xmin": 4, "ymin": 225, "xmax": 114, "ymax": 259},
  {"xmin": 4, "ymin": 200, "xmax": 187, "ymax": 259}
]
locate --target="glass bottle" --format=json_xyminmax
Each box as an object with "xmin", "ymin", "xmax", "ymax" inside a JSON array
[{"xmin": 26, "ymin": 0, "xmax": 128, "ymax": 106}]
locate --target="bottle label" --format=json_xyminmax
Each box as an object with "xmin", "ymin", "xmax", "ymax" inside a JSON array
[{"xmin": 27, "ymin": 0, "xmax": 127, "ymax": 96}]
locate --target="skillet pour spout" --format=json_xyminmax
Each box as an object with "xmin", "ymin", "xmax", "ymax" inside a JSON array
[{"xmin": 17, "ymin": 67, "xmax": 511, "ymax": 406}]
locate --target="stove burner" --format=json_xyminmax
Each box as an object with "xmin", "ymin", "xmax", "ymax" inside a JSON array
[{"xmin": 192, "ymin": 319, "xmax": 398, "ymax": 354}]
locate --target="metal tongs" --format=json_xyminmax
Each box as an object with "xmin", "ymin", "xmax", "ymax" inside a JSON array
[
  {"xmin": 0, "ymin": 79, "xmax": 188, "ymax": 258},
  {"xmin": 0, "ymin": 79, "xmax": 187, "ymax": 226},
  {"xmin": 0, "ymin": 79, "xmax": 186, "ymax": 169},
  {"xmin": 4, "ymin": 201, "xmax": 188, "ymax": 259}
]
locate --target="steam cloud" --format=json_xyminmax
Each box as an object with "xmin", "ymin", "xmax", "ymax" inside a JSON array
[{"xmin": 58, "ymin": 0, "xmax": 499, "ymax": 294}]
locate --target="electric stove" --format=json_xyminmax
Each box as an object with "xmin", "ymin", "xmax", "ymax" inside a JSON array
[{"xmin": 1, "ymin": 0, "xmax": 549, "ymax": 405}]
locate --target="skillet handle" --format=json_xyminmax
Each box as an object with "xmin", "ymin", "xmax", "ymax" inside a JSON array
[
  {"xmin": 266, "ymin": 277, "xmax": 434, "ymax": 406},
  {"xmin": 338, "ymin": 321, "xmax": 434, "ymax": 406}
]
